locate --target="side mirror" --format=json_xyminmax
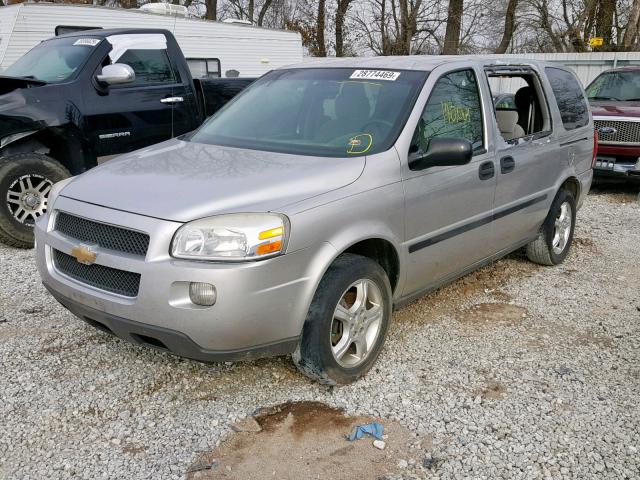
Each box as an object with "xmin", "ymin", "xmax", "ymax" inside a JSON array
[
  {"xmin": 96, "ymin": 64, "xmax": 135, "ymax": 86},
  {"xmin": 408, "ymin": 137, "xmax": 473, "ymax": 171}
]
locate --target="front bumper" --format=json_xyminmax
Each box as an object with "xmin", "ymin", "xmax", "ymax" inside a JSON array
[
  {"xmin": 36, "ymin": 196, "xmax": 336, "ymax": 361},
  {"xmin": 594, "ymin": 144, "xmax": 640, "ymax": 180},
  {"xmin": 44, "ymin": 285, "xmax": 298, "ymax": 362},
  {"xmin": 594, "ymin": 155, "xmax": 640, "ymax": 180}
]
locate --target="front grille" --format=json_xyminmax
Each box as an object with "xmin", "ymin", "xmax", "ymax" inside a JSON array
[
  {"xmin": 594, "ymin": 119, "xmax": 640, "ymax": 145},
  {"xmin": 53, "ymin": 249, "xmax": 141, "ymax": 297},
  {"xmin": 55, "ymin": 212, "xmax": 149, "ymax": 257}
]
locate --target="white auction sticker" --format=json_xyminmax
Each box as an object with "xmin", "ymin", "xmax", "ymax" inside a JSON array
[
  {"xmin": 73, "ymin": 38, "xmax": 101, "ymax": 47},
  {"xmin": 350, "ymin": 70, "xmax": 401, "ymax": 81}
]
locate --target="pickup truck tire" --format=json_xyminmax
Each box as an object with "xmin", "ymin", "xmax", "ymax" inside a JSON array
[
  {"xmin": 526, "ymin": 189, "xmax": 576, "ymax": 266},
  {"xmin": 0, "ymin": 154, "xmax": 70, "ymax": 249},
  {"xmin": 293, "ymin": 253, "xmax": 392, "ymax": 385}
]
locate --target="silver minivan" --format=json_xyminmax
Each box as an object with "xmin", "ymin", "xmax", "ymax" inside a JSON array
[{"xmin": 35, "ymin": 57, "xmax": 594, "ymax": 384}]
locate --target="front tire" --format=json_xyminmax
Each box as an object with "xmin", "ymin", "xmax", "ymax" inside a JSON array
[
  {"xmin": 0, "ymin": 153, "xmax": 70, "ymax": 248},
  {"xmin": 293, "ymin": 254, "xmax": 392, "ymax": 385},
  {"xmin": 526, "ymin": 189, "xmax": 576, "ymax": 266}
]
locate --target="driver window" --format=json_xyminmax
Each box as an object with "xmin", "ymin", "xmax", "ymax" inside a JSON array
[
  {"xmin": 115, "ymin": 49, "xmax": 176, "ymax": 85},
  {"xmin": 411, "ymin": 69, "xmax": 484, "ymax": 154}
]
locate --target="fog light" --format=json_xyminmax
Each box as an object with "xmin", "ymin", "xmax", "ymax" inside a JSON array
[{"xmin": 189, "ymin": 282, "xmax": 217, "ymax": 306}]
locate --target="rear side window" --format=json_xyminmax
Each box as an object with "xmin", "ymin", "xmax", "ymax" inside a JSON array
[
  {"xmin": 546, "ymin": 67, "xmax": 589, "ymax": 130},
  {"xmin": 412, "ymin": 69, "xmax": 484, "ymax": 152},
  {"xmin": 117, "ymin": 49, "xmax": 175, "ymax": 85}
]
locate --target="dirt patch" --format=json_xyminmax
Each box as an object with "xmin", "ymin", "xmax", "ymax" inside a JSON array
[
  {"xmin": 186, "ymin": 401, "xmax": 412, "ymax": 480},
  {"xmin": 474, "ymin": 380, "xmax": 508, "ymax": 401},
  {"xmin": 575, "ymin": 333, "xmax": 614, "ymax": 348},
  {"xmin": 458, "ymin": 303, "xmax": 528, "ymax": 327},
  {"xmin": 573, "ymin": 237, "xmax": 598, "ymax": 254},
  {"xmin": 589, "ymin": 184, "xmax": 639, "ymax": 204},
  {"xmin": 395, "ymin": 253, "xmax": 538, "ymax": 327},
  {"xmin": 40, "ymin": 333, "xmax": 112, "ymax": 354},
  {"xmin": 122, "ymin": 443, "xmax": 146, "ymax": 455},
  {"xmin": 253, "ymin": 401, "xmax": 353, "ymax": 437}
]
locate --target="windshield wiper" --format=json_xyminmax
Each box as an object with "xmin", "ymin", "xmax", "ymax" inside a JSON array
[
  {"xmin": 624, "ymin": 97, "xmax": 640, "ymax": 101},
  {"xmin": 589, "ymin": 96, "xmax": 621, "ymax": 101}
]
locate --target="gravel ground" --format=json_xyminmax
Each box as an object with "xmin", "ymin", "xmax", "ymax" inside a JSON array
[{"xmin": 1, "ymin": 186, "xmax": 639, "ymax": 479}]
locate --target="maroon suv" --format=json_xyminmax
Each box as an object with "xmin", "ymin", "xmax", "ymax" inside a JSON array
[{"xmin": 587, "ymin": 67, "xmax": 640, "ymax": 182}]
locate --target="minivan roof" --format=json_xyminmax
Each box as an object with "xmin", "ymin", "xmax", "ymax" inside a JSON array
[{"xmin": 283, "ymin": 55, "xmax": 566, "ymax": 73}]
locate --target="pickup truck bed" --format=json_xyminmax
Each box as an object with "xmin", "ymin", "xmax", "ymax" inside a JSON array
[{"xmin": 195, "ymin": 78, "xmax": 256, "ymax": 118}]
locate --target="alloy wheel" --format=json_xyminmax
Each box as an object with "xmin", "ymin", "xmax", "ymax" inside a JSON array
[
  {"xmin": 330, "ymin": 279, "xmax": 384, "ymax": 368},
  {"xmin": 6, "ymin": 174, "xmax": 53, "ymax": 226},
  {"xmin": 552, "ymin": 201, "xmax": 572, "ymax": 255}
]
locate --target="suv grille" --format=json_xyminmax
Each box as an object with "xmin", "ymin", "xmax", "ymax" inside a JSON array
[
  {"xmin": 53, "ymin": 249, "xmax": 141, "ymax": 297},
  {"xmin": 55, "ymin": 212, "xmax": 149, "ymax": 257},
  {"xmin": 594, "ymin": 119, "xmax": 640, "ymax": 145}
]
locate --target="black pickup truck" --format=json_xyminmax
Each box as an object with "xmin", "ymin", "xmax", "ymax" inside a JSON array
[{"xmin": 0, "ymin": 28, "xmax": 254, "ymax": 247}]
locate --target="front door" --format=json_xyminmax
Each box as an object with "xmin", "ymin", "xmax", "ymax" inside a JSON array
[
  {"xmin": 83, "ymin": 34, "xmax": 185, "ymax": 158},
  {"xmin": 402, "ymin": 67, "xmax": 497, "ymax": 296}
]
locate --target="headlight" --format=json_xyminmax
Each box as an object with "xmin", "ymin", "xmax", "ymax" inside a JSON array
[{"xmin": 171, "ymin": 213, "xmax": 289, "ymax": 262}]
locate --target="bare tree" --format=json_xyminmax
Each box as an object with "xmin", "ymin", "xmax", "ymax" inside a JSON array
[
  {"xmin": 442, "ymin": 0, "xmax": 463, "ymax": 53},
  {"xmin": 495, "ymin": 0, "xmax": 519, "ymax": 53},
  {"xmin": 595, "ymin": 0, "xmax": 616, "ymax": 48},
  {"xmin": 623, "ymin": 0, "xmax": 640, "ymax": 48},
  {"xmin": 257, "ymin": 0, "xmax": 274, "ymax": 26},
  {"xmin": 316, "ymin": 0, "xmax": 327, "ymax": 56},
  {"xmin": 335, "ymin": 0, "xmax": 354, "ymax": 56},
  {"xmin": 205, "ymin": 0, "xmax": 218, "ymax": 20}
]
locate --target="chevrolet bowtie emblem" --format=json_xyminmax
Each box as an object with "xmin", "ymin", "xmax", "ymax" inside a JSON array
[{"xmin": 71, "ymin": 244, "xmax": 98, "ymax": 265}]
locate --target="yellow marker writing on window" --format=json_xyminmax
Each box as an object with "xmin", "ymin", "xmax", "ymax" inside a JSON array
[
  {"xmin": 347, "ymin": 133, "xmax": 373, "ymax": 154},
  {"xmin": 441, "ymin": 102, "xmax": 470, "ymax": 124}
]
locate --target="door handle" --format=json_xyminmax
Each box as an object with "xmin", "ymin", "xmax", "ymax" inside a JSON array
[
  {"xmin": 478, "ymin": 161, "xmax": 495, "ymax": 180},
  {"xmin": 160, "ymin": 96, "xmax": 184, "ymax": 104},
  {"xmin": 500, "ymin": 156, "xmax": 516, "ymax": 174}
]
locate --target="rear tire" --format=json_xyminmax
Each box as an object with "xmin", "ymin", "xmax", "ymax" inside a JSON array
[
  {"xmin": 0, "ymin": 153, "xmax": 70, "ymax": 249},
  {"xmin": 526, "ymin": 189, "xmax": 576, "ymax": 266},
  {"xmin": 293, "ymin": 253, "xmax": 392, "ymax": 385}
]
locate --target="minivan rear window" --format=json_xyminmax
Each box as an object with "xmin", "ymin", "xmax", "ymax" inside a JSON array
[
  {"xmin": 545, "ymin": 67, "xmax": 589, "ymax": 130},
  {"xmin": 190, "ymin": 68, "xmax": 428, "ymax": 157}
]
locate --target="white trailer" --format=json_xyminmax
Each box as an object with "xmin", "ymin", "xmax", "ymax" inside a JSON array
[{"xmin": 0, "ymin": 2, "xmax": 303, "ymax": 77}]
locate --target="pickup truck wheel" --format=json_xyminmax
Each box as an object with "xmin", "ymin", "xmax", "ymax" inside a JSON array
[
  {"xmin": 0, "ymin": 154, "xmax": 70, "ymax": 248},
  {"xmin": 526, "ymin": 189, "xmax": 576, "ymax": 266},
  {"xmin": 293, "ymin": 253, "xmax": 392, "ymax": 385}
]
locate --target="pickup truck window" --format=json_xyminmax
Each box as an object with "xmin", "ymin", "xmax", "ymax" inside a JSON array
[
  {"xmin": 412, "ymin": 69, "xmax": 483, "ymax": 152},
  {"xmin": 190, "ymin": 68, "xmax": 427, "ymax": 157},
  {"xmin": 546, "ymin": 67, "xmax": 589, "ymax": 130},
  {"xmin": 3, "ymin": 36, "xmax": 97, "ymax": 83},
  {"xmin": 586, "ymin": 70, "xmax": 640, "ymax": 102},
  {"xmin": 116, "ymin": 49, "xmax": 176, "ymax": 85},
  {"xmin": 187, "ymin": 58, "xmax": 221, "ymax": 78}
]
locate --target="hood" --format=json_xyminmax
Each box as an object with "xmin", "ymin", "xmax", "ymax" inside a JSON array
[
  {"xmin": 60, "ymin": 139, "xmax": 366, "ymax": 222},
  {"xmin": 589, "ymin": 99, "xmax": 640, "ymax": 118},
  {"xmin": 0, "ymin": 76, "xmax": 47, "ymax": 96}
]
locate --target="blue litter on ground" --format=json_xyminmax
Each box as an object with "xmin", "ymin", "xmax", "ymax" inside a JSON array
[{"xmin": 347, "ymin": 422, "xmax": 384, "ymax": 441}]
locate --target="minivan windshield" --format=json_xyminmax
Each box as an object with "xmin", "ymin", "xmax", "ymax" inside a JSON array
[
  {"xmin": 586, "ymin": 70, "xmax": 640, "ymax": 101},
  {"xmin": 190, "ymin": 68, "xmax": 428, "ymax": 157},
  {"xmin": 3, "ymin": 36, "xmax": 100, "ymax": 83}
]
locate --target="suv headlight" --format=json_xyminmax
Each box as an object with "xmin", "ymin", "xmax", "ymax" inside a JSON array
[{"xmin": 171, "ymin": 213, "xmax": 289, "ymax": 262}]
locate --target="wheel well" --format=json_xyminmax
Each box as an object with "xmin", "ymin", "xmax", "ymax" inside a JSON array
[
  {"xmin": 344, "ymin": 238, "xmax": 400, "ymax": 293},
  {"xmin": 560, "ymin": 177, "xmax": 580, "ymax": 200},
  {"xmin": 1, "ymin": 128, "xmax": 90, "ymax": 175}
]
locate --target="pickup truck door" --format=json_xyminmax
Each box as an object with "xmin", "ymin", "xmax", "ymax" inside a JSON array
[
  {"xmin": 401, "ymin": 66, "xmax": 498, "ymax": 297},
  {"xmin": 83, "ymin": 35, "xmax": 194, "ymax": 158}
]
